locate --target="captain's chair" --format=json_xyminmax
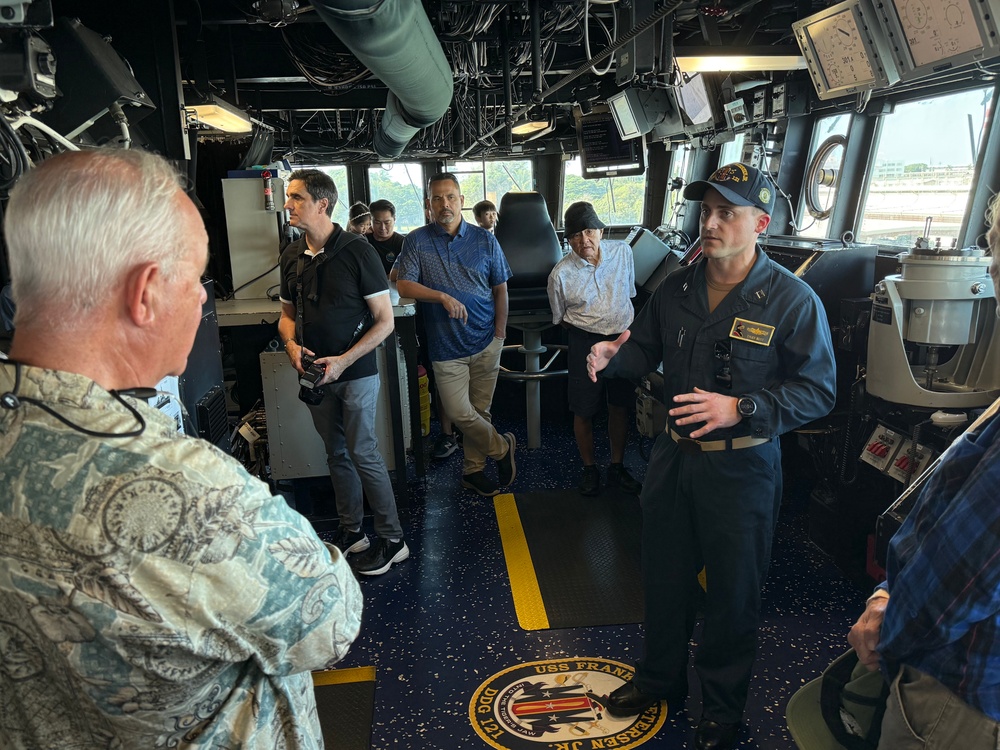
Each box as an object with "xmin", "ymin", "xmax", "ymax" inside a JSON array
[{"xmin": 494, "ymin": 191, "xmax": 566, "ymax": 448}]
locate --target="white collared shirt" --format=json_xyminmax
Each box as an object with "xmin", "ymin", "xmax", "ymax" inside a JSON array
[{"xmin": 547, "ymin": 239, "xmax": 636, "ymax": 335}]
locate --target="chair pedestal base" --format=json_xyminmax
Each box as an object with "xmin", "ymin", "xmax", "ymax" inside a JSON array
[{"xmin": 499, "ymin": 314, "xmax": 566, "ymax": 449}]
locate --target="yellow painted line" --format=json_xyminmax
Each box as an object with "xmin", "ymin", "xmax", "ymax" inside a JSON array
[
  {"xmin": 312, "ymin": 665, "xmax": 376, "ymax": 686},
  {"xmin": 493, "ymin": 492, "xmax": 548, "ymax": 630}
]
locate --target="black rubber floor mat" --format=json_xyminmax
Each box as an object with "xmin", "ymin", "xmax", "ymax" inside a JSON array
[
  {"xmin": 313, "ymin": 666, "xmax": 376, "ymax": 750},
  {"xmin": 495, "ymin": 488, "xmax": 644, "ymax": 629}
]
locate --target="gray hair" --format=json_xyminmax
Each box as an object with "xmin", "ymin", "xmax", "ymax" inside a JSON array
[{"xmin": 5, "ymin": 149, "xmax": 186, "ymax": 327}]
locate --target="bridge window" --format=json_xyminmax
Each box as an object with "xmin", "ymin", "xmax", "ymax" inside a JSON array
[
  {"xmin": 799, "ymin": 114, "xmax": 851, "ymax": 238},
  {"xmin": 369, "ymin": 163, "xmax": 427, "ymax": 233},
  {"xmin": 562, "ymin": 155, "xmax": 646, "ymax": 229},
  {"xmin": 312, "ymin": 166, "xmax": 349, "ymax": 227},
  {"xmin": 662, "ymin": 145, "xmax": 696, "ymax": 229},
  {"xmin": 718, "ymin": 135, "xmax": 746, "ymax": 166},
  {"xmin": 858, "ymin": 87, "xmax": 992, "ymax": 249},
  {"xmin": 447, "ymin": 159, "xmax": 534, "ymax": 225}
]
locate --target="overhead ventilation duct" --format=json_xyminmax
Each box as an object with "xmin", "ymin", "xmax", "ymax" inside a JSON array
[{"xmin": 310, "ymin": 0, "xmax": 452, "ymax": 159}]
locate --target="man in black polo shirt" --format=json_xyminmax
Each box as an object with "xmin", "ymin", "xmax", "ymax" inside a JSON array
[
  {"xmin": 367, "ymin": 198, "xmax": 406, "ymax": 276},
  {"xmin": 278, "ymin": 169, "xmax": 408, "ymax": 576}
]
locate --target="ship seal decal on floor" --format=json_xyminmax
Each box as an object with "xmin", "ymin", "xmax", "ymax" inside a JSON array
[{"xmin": 469, "ymin": 657, "xmax": 666, "ymax": 748}]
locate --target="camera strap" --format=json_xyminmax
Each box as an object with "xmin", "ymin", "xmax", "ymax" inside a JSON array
[
  {"xmin": 294, "ymin": 251, "xmax": 330, "ymax": 345},
  {"xmin": 293, "ymin": 230, "xmax": 345, "ymax": 346},
  {"xmin": 294, "ymin": 252, "xmax": 307, "ymax": 345},
  {"xmin": 294, "ymin": 230, "xmax": 374, "ymax": 355}
]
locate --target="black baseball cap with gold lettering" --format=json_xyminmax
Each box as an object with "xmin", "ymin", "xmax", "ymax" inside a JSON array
[{"xmin": 684, "ymin": 163, "xmax": 776, "ymax": 214}]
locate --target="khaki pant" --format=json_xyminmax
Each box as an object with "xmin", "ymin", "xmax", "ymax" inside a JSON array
[
  {"xmin": 879, "ymin": 665, "xmax": 1000, "ymax": 749},
  {"xmin": 432, "ymin": 337, "xmax": 508, "ymax": 475}
]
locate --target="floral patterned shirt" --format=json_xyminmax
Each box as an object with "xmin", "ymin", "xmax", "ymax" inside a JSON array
[{"xmin": 0, "ymin": 364, "xmax": 363, "ymax": 749}]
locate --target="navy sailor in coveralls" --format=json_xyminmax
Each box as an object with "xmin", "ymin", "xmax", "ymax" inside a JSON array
[{"xmin": 589, "ymin": 163, "xmax": 837, "ymax": 750}]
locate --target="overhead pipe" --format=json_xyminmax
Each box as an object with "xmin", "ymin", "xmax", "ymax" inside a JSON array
[{"xmin": 310, "ymin": 0, "xmax": 453, "ymax": 159}]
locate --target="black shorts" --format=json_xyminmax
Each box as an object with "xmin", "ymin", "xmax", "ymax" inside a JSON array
[{"xmin": 566, "ymin": 325, "xmax": 636, "ymax": 418}]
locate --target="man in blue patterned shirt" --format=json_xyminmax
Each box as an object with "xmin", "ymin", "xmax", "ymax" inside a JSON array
[
  {"xmin": 396, "ymin": 173, "xmax": 516, "ymax": 497},
  {"xmin": 848, "ymin": 209, "xmax": 1000, "ymax": 749}
]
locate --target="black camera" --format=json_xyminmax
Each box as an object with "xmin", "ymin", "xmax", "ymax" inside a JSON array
[{"xmin": 299, "ymin": 354, "xmax": 326, "ymax": 389}]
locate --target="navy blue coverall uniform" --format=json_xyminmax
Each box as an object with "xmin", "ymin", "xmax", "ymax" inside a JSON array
[{"xmin": 605, "ymin": 247, "xmax": 837, "ymax": 723}]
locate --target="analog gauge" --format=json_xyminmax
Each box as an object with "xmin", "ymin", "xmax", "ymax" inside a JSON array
[
  {"xmin": 944, "ymin": 1, "xmax": 965, "ymax": 28},
  {"xmin": 807, "ymin": 10, "xmax": 877, "ymax": 91},
  {"xmin": 894, "ymin": 0, "xmax": 981, "ymax": 67},
  {"xmin": 903, "ymin": 0, "xmax": 930, "ymax": 29}
]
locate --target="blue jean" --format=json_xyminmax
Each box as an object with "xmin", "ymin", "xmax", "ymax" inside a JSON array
[{"xmin": 306, "ymin": 374, "xmax": 403, "ymax": 539}]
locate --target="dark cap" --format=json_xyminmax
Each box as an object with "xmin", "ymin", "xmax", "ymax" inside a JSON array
[
  {"xmin": 564, "ymin": 201, "xmax": 607, "ymax": 236},
  {"xmin": 684, "ymin": 163, "xmax": 776, "ymax": 214}
]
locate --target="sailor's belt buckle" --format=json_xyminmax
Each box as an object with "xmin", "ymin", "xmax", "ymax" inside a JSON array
[
  {"xmin": 669, "ymin": 428, "xmax": 767, "ymax": 453},
  {"xmin": 675, "ymin": 436, "xmax": 706, "ymax": 455}
]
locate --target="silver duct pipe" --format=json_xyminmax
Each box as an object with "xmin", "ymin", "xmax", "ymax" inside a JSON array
[{"xmin": 310, "ymin": 0, "xmax": 453, "ymax": 159}]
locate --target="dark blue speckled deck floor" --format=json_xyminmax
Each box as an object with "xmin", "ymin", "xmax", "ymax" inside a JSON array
[{"xmin": 310, "ymin": 403, "xmax": 869, "ymax": 749}]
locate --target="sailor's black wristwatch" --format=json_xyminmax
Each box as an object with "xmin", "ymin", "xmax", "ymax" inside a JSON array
[{"xmin": 737, "ymin": 395, "xmax": 757, "ymax": 418}]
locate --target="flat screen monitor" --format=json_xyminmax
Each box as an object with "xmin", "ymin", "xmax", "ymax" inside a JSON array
[
  {"xmin": 608, "ymin": 90, "xmax": 643, "ymax": 140},
  {"xmin": 575, "ymin": 105, "xmax": 646, "ymax": 180},
  {"xmin": 626, "ymin": 227, "xmax": 678, "ymax": 289},
  {"xmin": 676, "ymin": 73, "xmax": 723, "ymax": 134},
  {"xmin": 608, "ymin": 87, "xmax": 679, "ymax": 141},
  {"xmin": 876, "ymin": 0, "xmax": 1000, "ymax": 82},
  {"xmin": 793, "ymin": 0, "xmax": 900, "ymax": 100}
]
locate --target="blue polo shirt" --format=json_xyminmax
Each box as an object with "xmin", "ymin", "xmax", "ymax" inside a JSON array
[{"xmin": 397, "ymin": 219, "xmax": 512, "ymax": 362}]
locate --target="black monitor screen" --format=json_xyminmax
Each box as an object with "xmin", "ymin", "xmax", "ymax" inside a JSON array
[{"xmin": 576, "ymin": 109, "xmax": 645, "ymax": 179}]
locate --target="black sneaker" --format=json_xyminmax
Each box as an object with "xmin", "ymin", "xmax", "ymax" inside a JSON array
[
  {"xmin": 461, "ymin": 471, "xmax": 499, "ymax": 497},
  {"xmin": 579, "ymin": 465, "xmax": 601, "ymax": 496},
  {"xmin": 431, "ymin": 433, "xmax": 458, "ymax": 459},
  {"xmin": 608, "ymin": 463, "xmax": 642, "ymax": 495},
  {"xmin": 326, "ymin": 526, "xmax": 370, "ymax": 555},
  {"xmin": 354, "ymin": 538, "xmax": 410, "ymax": 576},
  {"xmin": 497, "ymin": 432, "xmax": 517, "ymax": 486}
]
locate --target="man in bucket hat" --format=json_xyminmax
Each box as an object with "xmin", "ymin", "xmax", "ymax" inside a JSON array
[
  {"xmin": 547, "ymin": 201, "xmax": 643, "ymax": 497},
  {"xmin": 588, "ymin": 162, "xmax": 837, "ymax": 749}
]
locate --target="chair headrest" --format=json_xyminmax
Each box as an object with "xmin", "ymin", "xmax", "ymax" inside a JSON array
[{"xmin": 494, "ymin": 192, "xmax": 563, "ymax": 289}]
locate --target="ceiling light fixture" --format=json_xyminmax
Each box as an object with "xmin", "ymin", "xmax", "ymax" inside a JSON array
[
  {"xmin": 184, "ymin": 91, "xmax": 253, "ymax": 134},
  {"xmin": 674, "ymin": 46, "xmax": 808, "ymax": 73},
  {"xmin": 511, "ymin": 107, "xmax": 554, "ymax": 139}
]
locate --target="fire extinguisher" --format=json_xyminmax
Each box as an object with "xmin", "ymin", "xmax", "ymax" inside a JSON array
[{"xmin": 263, "ymin": 170, "xmax": 274, "ymax": 211}]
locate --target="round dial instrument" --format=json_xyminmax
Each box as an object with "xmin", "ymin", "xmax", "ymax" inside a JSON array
[{"xmin": 808, "ymin": 10, "xmax": 877, "ymax": 91}]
